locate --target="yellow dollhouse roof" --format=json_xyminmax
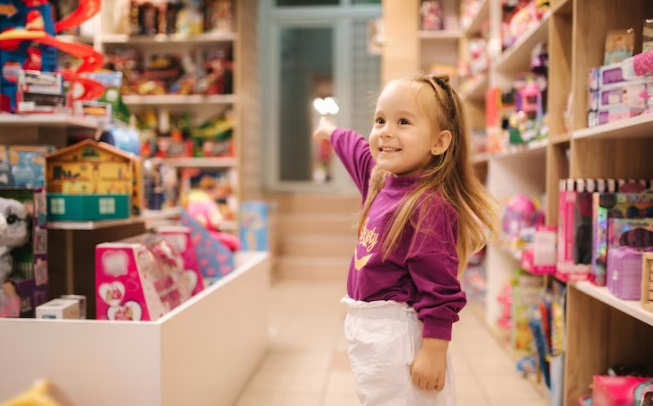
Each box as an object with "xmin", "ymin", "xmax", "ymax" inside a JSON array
[{"xmin": 46, "ymin": 139, "xmax": 136, "ymax": 162}]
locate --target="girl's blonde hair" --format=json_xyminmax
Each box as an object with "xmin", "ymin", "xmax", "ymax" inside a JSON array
[{"xmin": 357, "ymin": 74, "xmax": 498, "ymax": 274}]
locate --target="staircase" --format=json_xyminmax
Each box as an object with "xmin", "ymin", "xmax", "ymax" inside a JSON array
[{"xmin": 266, "ymin": 193, "xmax": 361, "ymax": 281}]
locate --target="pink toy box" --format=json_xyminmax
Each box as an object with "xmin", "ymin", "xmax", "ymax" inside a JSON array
[
  {"xmin": 593, "ymin": 375, "xmax": 653, "ymax": 406},
  {"xmin": 607, "ymin": 246, "xmax": 649, "ymax": 300},
  {"xmin": 521, "ymin": 225, "xmax": 557, "ymax": 275},
  {"xmin": 592, "ymin": 192, "xmax": 653, "ymax": 286},
  {"xmin": 156, "ymin": 226, "xmax": 205, "ymax": 297},
  {"xmin": 557, "ymin": 180, "xmax": 593, "ymax": 282},
  {"xmin": 95, "ymin": 234, "xmax": 200, "ymax": 321}
]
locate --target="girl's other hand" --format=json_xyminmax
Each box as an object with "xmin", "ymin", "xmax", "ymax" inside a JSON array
[{"xmin": 409, "ymin": 338, "xmax": 448, "ymax": 391}]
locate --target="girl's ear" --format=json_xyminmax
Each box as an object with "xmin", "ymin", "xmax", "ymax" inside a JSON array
[{"xmin": 431, "ymin": 130, "xmax": 453, "ymax": 156}]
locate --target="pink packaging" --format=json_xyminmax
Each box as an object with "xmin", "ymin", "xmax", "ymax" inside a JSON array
[
  {"xmin": 521, "ymin": 226, "xmax": 557, "ymax": 275},
  {"xmin": 593, "ymin": 375, "xmax": 653, "ymax": 406},
  {"xmin": 95, "ymin": 234, "xmax": 197, "ymax": 321},
  {"xmin": 557, "ymin": 180, "xmax": 592, "ymax": 282},
  {"xmin": 156, "ymin": 226, "xmax": 205, "ymax": 297},
  {"xmin": 607, "ymin": 246, "xmax": 647, "ymax": 300}
]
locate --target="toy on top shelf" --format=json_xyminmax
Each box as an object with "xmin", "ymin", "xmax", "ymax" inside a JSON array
[
  {"xmin": 0, "ymin": 0, "xmax": 104, "ymax": 113},
  {"xmin": 501, "ymin": 0, "xmax": 550, "ymax": 51},
  {"xmin": 120, "ymin": 0, "xmax": 235, "ymax": 36},
  {"xmin": 46, "ymin": 139, "xmax": 140, "ymax": 221}
]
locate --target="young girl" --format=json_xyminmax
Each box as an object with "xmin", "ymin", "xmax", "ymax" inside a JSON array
[{"xmin": 313, "ymin": 74, "xmax": 497, "ymax": 405}]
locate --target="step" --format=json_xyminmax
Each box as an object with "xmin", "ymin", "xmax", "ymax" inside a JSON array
[
  {"xmin": 277, "ymin": 213, "xmax": 358, "ymax": 235},
  {"xmin": 275, "ymin": 257, "xmax": 351, "ymax": 281},
  {"xmin": 267, "ymin": 193, "xmax": 361, "ymax": 214},
  {"xmin": 279, "ymin": 234, "xmax": 356, "ymax": 258}
]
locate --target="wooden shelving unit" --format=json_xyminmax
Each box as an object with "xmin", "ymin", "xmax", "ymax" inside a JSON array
[
  {"xmin": 122, "ymin": 94, "xmax": 237, "ymax": 107},
  {"xmin": 496, "ymin": 13, "xmax": 551, "ymax": 74},
  {"xmin": 418, "ymin": 30, "xmax": 463, "ymax": 40},
  {"xmin": 462, "ymin": 0, "xmax": 489, "ymax": 36}
]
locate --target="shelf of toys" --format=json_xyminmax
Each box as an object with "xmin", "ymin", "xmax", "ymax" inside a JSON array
[
  {"xmin": 0, "ymin": 251, "xmax": 270, "ymax": 406},
  {"xmin": 461, "ymin": 0, "xmax": 653, "ymax": 405},
  {"xmin": 0, "ymin": 2, "xmax": 269, "ymax": 404}
]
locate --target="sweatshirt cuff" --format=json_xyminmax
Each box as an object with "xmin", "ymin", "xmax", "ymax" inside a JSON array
[
  {"xmin": 422, "ymin": 317, "xmax": 453, "ymax": 341},
  {"xmin": 330, "ymin": 127, "xmax": 344, "ymax": 143}
]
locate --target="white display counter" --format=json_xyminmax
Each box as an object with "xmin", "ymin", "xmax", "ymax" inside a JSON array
[{"xmin": 0, "ymin": 251, "xmax": 270, "ymax": 406}]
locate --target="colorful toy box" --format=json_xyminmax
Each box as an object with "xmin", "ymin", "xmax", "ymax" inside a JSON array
[
  {"xmin": 0, "ymin": 188, "xmax": 48, "ymax": 318},
  {"xmin": 592, "ymin": 375, "xmax": 653, "ymax": 406},
  {"xmin": 35, "ymin": 298, "xmax": 80, "ymax": 319},
  {"xmin": 156, "ymin": 226, "xmax": 205, "ymax": 297},
  {"xmin": 240, "ymin": 201, "xmax": 269, "ymax": 251},
  {"xmin": 591, "ymin": 192, "xmax": 653, "ymax": 286},
  {"xmin": 643, "ymin": 252, "xmax": 653, "ymax": 313},
  {"xmin": 0, "ymin": 145, "xmax": 54, "ymax": 189},
  {"xmin": 95, "ymin": 234, "xmax": 198, "ymax": 321},
  {"xmin": 181, "ymin": 210, "xmax": 234, "ymax": 285},
  {"xmin": 46, "ymin": 140, "xmax": 136, "ymax": 221},
  {"xmin": 558, "ymin": 180, "xmax": 594, "ymax": 281},
  {"xmin": 607, "ymin": 246, "xmax": 649, "ymax": 300}
]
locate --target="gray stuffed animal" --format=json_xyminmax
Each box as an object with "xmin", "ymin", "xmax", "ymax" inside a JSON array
[{"xmin": 0, "ymin": 198, "xmax": 29, "ymax": 284}]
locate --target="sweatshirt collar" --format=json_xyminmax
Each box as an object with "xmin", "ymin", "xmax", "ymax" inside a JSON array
[{"xmin": 385, "ymin": 172, "xmax": 422, "ymax": 189}]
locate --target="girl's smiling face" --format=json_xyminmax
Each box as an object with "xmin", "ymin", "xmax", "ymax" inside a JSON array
[{"xmin": 369, "ymin": 80, "xmax": 446, "ymax": 176}]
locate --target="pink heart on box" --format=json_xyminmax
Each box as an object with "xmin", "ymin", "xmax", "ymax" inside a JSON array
[
  {"xmin": 199, "ymin": 259, "xmax": 209, "ymax": 267},
  {"xmin": 99, "ymin": 281, "xmax": 125, "ymax": 307},
  {"xmin": 206, "ymin": 268, "xmax": 217, "ymax": 276}
]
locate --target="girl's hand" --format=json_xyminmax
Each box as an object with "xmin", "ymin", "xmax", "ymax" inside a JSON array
[
  {"xmin": 312, "ymin": 116, "xmax": 337, "ymax": 142},
  {"xmin": 409, "ymin": 338, "xmax": 448, "ymax": 391}
]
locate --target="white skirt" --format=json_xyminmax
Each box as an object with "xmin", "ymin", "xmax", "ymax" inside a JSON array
[{"xmin": 342, "ymin": 296, "xmax": 455, "ymax": 406}]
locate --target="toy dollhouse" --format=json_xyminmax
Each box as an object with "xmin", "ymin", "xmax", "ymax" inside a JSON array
[{"xmin": 46, "ymin": 139, "xmax": 136, "ymax": 221}]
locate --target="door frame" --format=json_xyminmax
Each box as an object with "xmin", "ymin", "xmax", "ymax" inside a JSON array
[{"xmin": 259, "ymin": 1, "xmax": 381, "ymax": 193}]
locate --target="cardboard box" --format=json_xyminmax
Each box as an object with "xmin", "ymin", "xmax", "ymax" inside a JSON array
[{"xmin": 36, "ymin": 298, "xmax": 80, "ymax": 319}]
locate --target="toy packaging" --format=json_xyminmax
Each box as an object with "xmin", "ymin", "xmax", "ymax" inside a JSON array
[
  {"xmin": 607, "ymin": 246, "xmax": 649, "ymax": 300},
  {"xmin": 96, "ymin": 234, "xmax": 198, "ymax": 321},
  {"xmin": 644, "ymin": 19, "xmax": 653, "ymax": 53},
  {"xmin": 35, "ymin": 298, "xmax": 80, "ymax": 319},
  {"xmin": 240, "ymin": 202, "xmax": 269, "ymax": 251},
  {"xmin": 0, "ymin": 188, "xmax": 48, "ymax": 318},
  {"xmin": 643, "ymin": 253, "xmax": 653, "ymax": 313},
  {"xmin": 591, "ymin": 192, "xmax": 653, "ymax": 286},
  {"xmin": 156, "ymin": 226, "xmax": 205, "ymax": 297},
  {"xmin": 60, "ymin": 294, "xmax": 87, "ymax": 319},
  {"xmin": 592, "ymin": 376, "xmax": 653, "ymax": 406},
  {"xmin": 181, "ymin": 210, "xmax": 234, "ymax": 285},
  {"xmin": 16, "ymin": 70, "xmax": 66, "ymax": 114},
  {"xmin": 604, "ymin": 30, "xmax": 636, "ymax": 66},
  {"xmin": 557, "ymin": 179, "xmax": 594, "ymax": 281},
  {"xmin": 0, "ymin": 145, "xmax": 54, "ymax": 189}
]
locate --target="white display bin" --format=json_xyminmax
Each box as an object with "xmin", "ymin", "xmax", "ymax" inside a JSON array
[{"xmin": 0, "ymin": 251, "xmax": 270, "ymax": 406}]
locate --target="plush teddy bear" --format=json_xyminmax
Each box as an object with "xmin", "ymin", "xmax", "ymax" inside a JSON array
[{"xmin": 0, "ymin": 197, "xmax": 29, "ymax": 283}]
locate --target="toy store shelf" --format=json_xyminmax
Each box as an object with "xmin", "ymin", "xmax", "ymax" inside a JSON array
[
  {"xmin": 460, "ymin": 74, "xmax": 488, "ymax": 101},
  {"xmin": 471, "ymin": 138, "xmax": 548, "ymax": 164},
  {"xmin": 462, "ymin": 0, "xmax": 489, "ymax": 37},
  {"xmin": 142, "ymin": 207, "xmax": 183, "ymax": 220},
  {"xmin": 496, "ymin": 13, "xmax": 551, "ymax": 74},
  {"xmin": 572, "ymin": 281, "xmax": 653, "ymax": 328},
  {"xmin": 573, "ymin": 113, "xmax": 653, "ymax": 141},
  {"xmin": 101, "ymin": 31, "xmax": 238, "ymax": 45},
  {"xmin": 0, "ymin": 251, "xmax": 270, "ymax": 406},
  {"xmin": 122, "ymin": 94, "xmax": 236, "ymax": 107},
  {"xmin": 151, "ymin": 156, "xmax": 237, "ymax": 168},
  {"xmin": 0, "ymin": 114, "xmax": 99, "ymax": 129},
  {"xmin": 552, "ymin": 0, "xmax": 572, "ymax": 15},
  {"xmin": 48, "ymin": 217, "xmax": 145, "ymax": 231},
  {"xmin": 57, "ymin": 35, "xmax": 94, "ymax": 44},
  {"xmin": 418, "ymin": 30, "xmax": 462, "ymax": 41}
]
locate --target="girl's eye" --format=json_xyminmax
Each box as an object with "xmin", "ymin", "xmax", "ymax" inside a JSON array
[
  {"xmin": 375, "ymin": 118, "xmax": 385, "ymax": 124},
  {"xmin": 399, "ymin": 119, "xmax": 410, "ymax": 125}
]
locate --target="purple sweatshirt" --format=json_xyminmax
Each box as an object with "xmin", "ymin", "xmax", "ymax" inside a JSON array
[{"xmin": 332, "ymin": 128, "xmax": 466, "ymax": 341}]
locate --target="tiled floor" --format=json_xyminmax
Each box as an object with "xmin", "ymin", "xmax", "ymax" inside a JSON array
[{"xmin": 235, "ymin": 281, "xmax": 547, "ymax": 406}]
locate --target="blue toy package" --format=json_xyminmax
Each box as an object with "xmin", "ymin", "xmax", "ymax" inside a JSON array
[
  {"xmin": 181, "ymin": 210, "xmax": 234, "ymax": 285},
  {"xmin": 83, "ymin": 71, "xmax": 131, "ymax": 124},
  {"xmin": 239, "ymin": 201, "xmax": 269, "ymax": 251},
  {"xmin": 0, "ymin": 0, "xmax": 58, "ymax": 112},
  {"xmin": 529, "ymin": 306, "xmax": 551, "ymax": 388},
  {"xmin": 0, "ymin": 145, "xmax": 54, "ymax": 189}
]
